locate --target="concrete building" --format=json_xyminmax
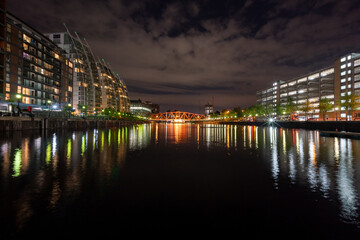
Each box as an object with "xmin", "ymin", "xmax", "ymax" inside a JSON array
[
  {"xmin": 256, "ymin": 53, "xmax": 360, "ymax": 120},
  {"xmin": 205, "ymin": 103, "xmax": 214, "ymax": 115},
  {"xmin": 0, "ymin": 11, "xmax": 73, "ymax": 111},
  {"xmin": 45, "ymin": 31, "xmax": 130, "ymax": 114}
]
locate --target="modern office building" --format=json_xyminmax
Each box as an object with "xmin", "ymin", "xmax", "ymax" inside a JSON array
[
  {"xmin": 256, "ymin": 53, "xmax": 360, "ymax": 120},
  {"xmin": 130, "ymin": 99, "xmax": 152, "ymax": 117},
  {"xmin": 0, "ymin": 11, "xmax": 73, "ymax": 111},
  {"xmin": 45, "ymin": 31, "xmax": 130, "ymax": 114}
]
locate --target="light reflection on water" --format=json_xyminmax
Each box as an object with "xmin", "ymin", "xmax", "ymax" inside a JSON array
[{"xmin": 1, "ymin": 123, "xmax": 360, "ymax": 234}]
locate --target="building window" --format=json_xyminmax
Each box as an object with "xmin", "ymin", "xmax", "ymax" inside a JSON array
[{"xmin": 355, "ymin": 59, "xmax": 360, "ymax": 67}]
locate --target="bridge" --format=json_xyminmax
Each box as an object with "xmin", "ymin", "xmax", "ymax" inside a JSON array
[{"xmin": 150, "ymin": 111, "xmax": 206, "ymax": 122}]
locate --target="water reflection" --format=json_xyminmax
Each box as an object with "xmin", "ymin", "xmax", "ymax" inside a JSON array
[
  {"xmin": 241, "ymin": 125, "xmax": 360, "ymax": 223},
  {"xmin": 0, "ymin": 126, "xmax": 152, "ymax": 231},
  {"xmin": 1, "ymin": 123, "xmax": 360, "ymax": 233}
]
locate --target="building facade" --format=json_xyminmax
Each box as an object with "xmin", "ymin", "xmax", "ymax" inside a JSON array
[
  {"xmin": 0, "ymin": 12, "xmax": 73, "ymax": 111},
  {"xmin": 45, "ymin": 31, "xmax": 130, "ymax": 114},
  {"xmin": 204, "ymin": 103, "xmax": 214, "ymax": 115},
  {"xmin": 256, "ymin": 53, "xmax": 360, "ymax": 120},
  {"xmin": 130, "ymin": 99, "xmax": 152, "ymax": 117},
  {"xmin": 0, "ymin": 1, "xmax": 5, "ymax": 102}
]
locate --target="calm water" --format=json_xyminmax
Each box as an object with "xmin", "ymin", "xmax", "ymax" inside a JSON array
[{"xmin": 1, "ymin": 123, "xmax": 360, "ymax": 238}]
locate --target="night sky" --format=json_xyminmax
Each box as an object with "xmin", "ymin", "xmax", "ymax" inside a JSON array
[{"xmin": 8, "ymin": 0, "xmax": 360, "ymax": 113}]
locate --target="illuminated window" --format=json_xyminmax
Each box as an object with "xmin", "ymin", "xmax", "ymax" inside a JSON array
[
  {"xmin": 297, "ymin": 77, "xmax": 307, "ymax": 83},
  {"xmin": 321, "ymin": 68, "xmax": 334, "ymax": 76},
  {"xmin": 355, "ymin": 59, "xmax": 360, "ymax": 67},
  {"xmin": 23, "ymin": 34, "xmax": 31, "ymax": 43},
  {"xmin": 355, "ymin": 74, "xmax": 360, "ymax": 81},
  {"xmin": 308, "ymin": 73, "xmax": 319, "ymax": 80}
]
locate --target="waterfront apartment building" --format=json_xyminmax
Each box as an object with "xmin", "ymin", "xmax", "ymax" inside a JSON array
[
  {"xmin": 0, "ymin": 1, "xmax": 5, "ymax": 100},
  {"xmin": 45, "ymin": 31, "xmax": 130, "ymax": 114},
  {"xmin": 0, "ymin": 11, "xmax": 73, "ymax": 110},
  {"xmin": 256, "ymin": 53, "xmax": 360, "ymax": 120}
]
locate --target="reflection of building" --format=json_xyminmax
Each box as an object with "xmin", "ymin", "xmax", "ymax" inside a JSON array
[
  {"xmin": 130, "ymin": 99, "xmax": 152, "ymax": 117},
  {"xmin": 205, "ymin": 103, "xmax": 214, "ymax": 115},
  {"xmin": 45, "ymin": 31, "xmax": 130, "ymax": 114},
  {"xmin": 1, "ymin": 11, "xmax": 73, "ymax": 107},
  {"xmin": 256, "ymin": 53, "xmax": 360, "ymax": 120}
]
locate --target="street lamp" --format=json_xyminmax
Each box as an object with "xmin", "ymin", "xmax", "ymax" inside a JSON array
[
  {"xmin": 67, "ymin": 103, "xmax": 72, "ymax": 118},
  {"xmin": 15, "ymin": 94, "xmax": 22, "ymax": 116},
  {"xmin": 47, "ymin": 100, "xmax": 52, "ymax": 117},
  {"xmin": 335, "ymin": 107, "xmax": 339, "ymax": 121}
]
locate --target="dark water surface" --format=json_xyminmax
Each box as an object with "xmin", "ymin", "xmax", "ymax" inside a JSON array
[{"xmin": 1, "ymin": 123, "xmax": 360, "ymax": 238}]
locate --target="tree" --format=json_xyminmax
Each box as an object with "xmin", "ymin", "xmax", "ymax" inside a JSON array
[
  {"xmin": 274, "ymin": 103, "xmax": 284, "ymax": 117},
  {"xmin": 339, "ymin": 93, "xmax": 359, "ymax": 121},
  {"xmin": 318, "ymin": 98, "xmax": 333, "ymax": 121},
  {"xmin": 233, "ymin": 107, "xmax": 243, "ymax": 118},
  {"xmin": 285, "ymin": 97, "xmax": 297, "ymax": 119},
  {"xmin": 78, "ymin": 104, "xmax": 88, "ymax": 116},
  {"xmin": 299, "ymin": 100, "xmax": 313, "ymax": 120}
]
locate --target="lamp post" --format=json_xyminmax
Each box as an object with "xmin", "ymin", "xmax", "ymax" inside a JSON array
[
  {"xmin": 15, "ymin": 94, "xmax": 22, "ymax": 116},
  {"xmin": 67, "ymin": 103, "xmax": 71, "ymax": 118},
  {"xmin": 47, "ymin": 100, "xmax": 52, "ymax": 118},
  {"xmin": 335, "ymin": 107, "xmax": 339, "ymax": 121}
]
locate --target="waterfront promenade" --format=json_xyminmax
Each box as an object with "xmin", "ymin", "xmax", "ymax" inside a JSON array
[{"xmin": 198, "ymin": 120, "xmax": 360, "ymax": 133}]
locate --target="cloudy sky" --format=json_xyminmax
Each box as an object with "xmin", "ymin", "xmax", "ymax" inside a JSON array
[{"xmin": 8, "ymin": 0, "xmax": 360, "ymax": 113}]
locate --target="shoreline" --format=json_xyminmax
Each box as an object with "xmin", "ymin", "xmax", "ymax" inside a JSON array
[
  {"xmin": 216, "ymin": 120, "xmax": 360, "ymax": 133},
  {"xmin": 0, "ymin": 117, "xmax": 149, "ymax": 131}
]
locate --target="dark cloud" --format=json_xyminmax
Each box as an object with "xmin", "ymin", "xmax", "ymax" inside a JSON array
[{"xmin": 7, "ymin": 0, "xmax": 360, "ymax": 113}]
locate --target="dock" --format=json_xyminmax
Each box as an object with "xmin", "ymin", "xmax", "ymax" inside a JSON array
[{"xmin": 320, "ymin": 131, "xmax": 360, "ymax": 139}]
